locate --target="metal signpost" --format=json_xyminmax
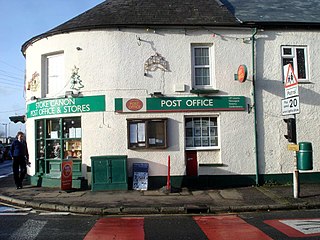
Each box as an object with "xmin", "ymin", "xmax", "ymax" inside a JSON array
[{"xmin": 282, "ymin": 64, "xmax": 300, "ymax": 198}]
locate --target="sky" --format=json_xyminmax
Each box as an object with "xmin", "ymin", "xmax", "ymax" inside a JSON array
[{"xmin": 0, "ymin": 0, "xmax": 104, "ymax": 138}]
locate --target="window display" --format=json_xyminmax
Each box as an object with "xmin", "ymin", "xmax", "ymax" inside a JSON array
[{"xmin": 35, "ymin": 117, "xmax": 81, "ymax": 174}]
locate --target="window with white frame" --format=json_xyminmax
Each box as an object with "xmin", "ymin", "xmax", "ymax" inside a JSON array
[
  {"xmin": 45, "ymin": 53, "xmax": 65, "ymax": 96},
  {"xmin": 185, "ymin": 116, "xmax": 218, "ymax": 149},
  {"xmin": 281, "ymin": 46, "xmax": 308, "ymax": 81},
  {"xmin": 192, "ymin": 45, "xmax": 214, "ymax": 88}
]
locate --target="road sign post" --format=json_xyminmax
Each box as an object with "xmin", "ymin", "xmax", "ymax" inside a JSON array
[{"xmin": 282, "ymin": 64, "xmax": 300, "ymax": 198}]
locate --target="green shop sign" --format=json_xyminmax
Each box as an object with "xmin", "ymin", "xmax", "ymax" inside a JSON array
[
  {"xmin": 115, "ymin": 96, "xmax": 246, "ymax": 113},
  {"xmin": 27, "ymin": 95, "xmax": 105, "ymax": 118}
]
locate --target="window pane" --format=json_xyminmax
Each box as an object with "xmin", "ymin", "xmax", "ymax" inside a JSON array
[
  {"xmin": 47, "ymin": 54, "xmax": 64, "ymax": 95},
  {"xmin": 296, "ymin": 48, "xmax": 306, "ymax": 79},
  {"xmin": 195, "ymin": 67, "xmax": 210, "ymax": 85},
  {"xmin": 283, "ymin": 48, "xmax": 292, "ymax": 55},
  {"xmin": 36, "ymin": 140, "xmax": 45, "ymax": 159},
  {"xmin": 36, "ymin": 120, "xmax": 44, "ymax": 139},
  {"xmin": 63, "ymin": 117, "xmax": 81, "ymax": 138},
  {"xmin": 283, "ymin": 58, "xmax": 293, "ymax": 67},
  {"xmin": 148, "ymin": 121, "xmax": 165, "ymax": 146},
  {"xmin": 46, "ymin": 139, "xmax": 61, "ymax": 159},
  {"xmin": 46, "ymin": 119, "xmax": 60, "ymax": 139},
  {"xmin": 195, "ymin": 48, "xmax": 209, "ymax": 65},
  {"xmin": 64, "ymin": 139, "xmax": 82, "ymax": 159}
]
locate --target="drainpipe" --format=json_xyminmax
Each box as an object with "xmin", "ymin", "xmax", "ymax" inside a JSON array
[{"xmin": 251, "ymin": 27, "xmax": 259, "ymax": 186}]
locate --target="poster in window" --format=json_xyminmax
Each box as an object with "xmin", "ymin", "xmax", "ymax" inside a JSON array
[
  {"xmin": 195, "ymin": 137, "xmax": 201, "ymax": 147},
  {"xmin": 202, "ymin": 127, "xmax": 209, "ymax": 136},
  {"xmin": 202, "ymin": 137, "xmax": 209, "ymax": 146},
  {"xmin": 194, "ymin": 127, "xmax": 201, "ymax": 136},
  {"xmin": 130, "ymin": 124, "xmax": 138, "ymax": 143},
  {"xmin": 186, "ymin": 137, "xmax": 193, "ymax": 147},
  {"xmin": 137, "ymin": 123, "xmax": 145, "ymax": 142},
  {"xmin": 210, "ymin": 127, "xmax": 217, "ymax": 136}
]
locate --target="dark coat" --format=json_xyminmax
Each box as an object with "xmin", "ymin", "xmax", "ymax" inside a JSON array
[{"xmin": 10, "ymin": 140, "xmax": 29, "ymax": 159}]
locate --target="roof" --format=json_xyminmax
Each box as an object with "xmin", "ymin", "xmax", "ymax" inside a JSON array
[
  {"xmin": 22, "ymin": 0, "xmax": 240, "ymax": 53},
  {"xmin": 221, "ymin": 0, "xmax": 320, "ymax": 25}
]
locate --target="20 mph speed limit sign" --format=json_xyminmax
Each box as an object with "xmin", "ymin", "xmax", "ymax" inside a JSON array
[{"xmin": 282, "ymin": 96, "xmax": 300, "ymax": 116}]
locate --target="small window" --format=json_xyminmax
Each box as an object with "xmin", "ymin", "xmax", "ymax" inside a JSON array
[
  {"xmin": 281, "ymin": 46, "xmax": 308, "ymax": 81},
  {"xmin": 185, "ymin": 116, "xmax": 219, "ymax": 150},
  {"xmin": 192, "ymin": 45, "xmax": 214, "ymax": 89},
  {"xmin": 44, "ymin": 53, "xmax": 65, "ymax": 97},
  {"xmin": 127, "ymin": 118, "xmax": 167, "ymax": 149}
]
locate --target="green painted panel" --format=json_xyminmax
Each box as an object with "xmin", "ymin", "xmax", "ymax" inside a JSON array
[{"xmin": 27, "ymin": 95, "xmax": 106, "ymax": 118}]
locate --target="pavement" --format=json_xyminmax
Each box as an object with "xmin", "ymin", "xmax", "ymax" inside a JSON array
[{"xmin": 1, "ymin": 165, "xmax": 320, "ymax": 215}]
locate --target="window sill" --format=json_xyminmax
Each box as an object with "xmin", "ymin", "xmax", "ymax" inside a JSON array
[
  {"xmin": 199, "ymin": 163, "xmax": 224, "ymax": 167},
  {"xmin": 190, "ymin": 88, "xmax": 220, "ymax": 95},
  {"xmin": 186, "ymin": 147, "xmax": 220, "ymax": 151}
]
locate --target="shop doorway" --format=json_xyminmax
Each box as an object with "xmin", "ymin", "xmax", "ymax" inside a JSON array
[{"xmin": 186, "ymin": 151, "xmax": 198, "ymax": 176}]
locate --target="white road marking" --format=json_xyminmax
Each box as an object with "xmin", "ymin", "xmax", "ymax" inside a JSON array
[
  {"xmin": 9, "ymin": 219, "xmax": 47, "ymax": 240},
  {"xmin": 280, "ymin": 219, "xmax": 320, "ymax": 235}
]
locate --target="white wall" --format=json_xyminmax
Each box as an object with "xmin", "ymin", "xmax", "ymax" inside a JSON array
[
  {"xmin": 256, "ymin": 30, "xmax": 320, "ymax": 174},
  {"xmin": 25, "ymin": 27, "xmax": 257, "ymax": 178}
]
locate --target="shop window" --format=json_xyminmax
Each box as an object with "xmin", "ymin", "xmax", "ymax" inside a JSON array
[
  {"xmin": 281, "ymin": 46, "xmax": 308, "ymax": 81},
  {"xmin": 127, "ymin": 118, "xmax": 167, "ymax": 149},
  {"xmin": 35, "ymin": 117, "xmax": 81, "ymax": 174},
  {"xmin": 43, "ymin": 52, "xmax": 64, "ymax": 97},
  {"xmin": 191, "ymin": 45, "xmax": 214, "ymax": 89},
  {"xmin": 185, "ymin": 116, "xmax": 219, "ymax": 150}
]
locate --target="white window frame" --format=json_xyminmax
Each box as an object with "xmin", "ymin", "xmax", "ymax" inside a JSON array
[
  {"xmin": 43, "ymin": 52, "xmax": 65, "ymax": 97},
  {"xmin": 185, "ymin": 115, "xmax": 220, "ymax": 150},
  {"xmin": 191, "ymin": 45, "xmax": 215, "ymax": 89},
  {"xmin": 281, "ymin": 46, "xmax": 308, "ymax": 82}
]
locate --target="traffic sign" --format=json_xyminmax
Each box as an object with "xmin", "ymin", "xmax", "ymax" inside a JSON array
[
  {"xmin": 285, "ymin": 85, "xmax": 299, "ymax": 98},
  {"xmin": 282, "ymin": 96, "xmax": 300, "ymax": 115},
  {"xmin": 284, "ymin": 64, "xmax": 298, "ymax": 88}
]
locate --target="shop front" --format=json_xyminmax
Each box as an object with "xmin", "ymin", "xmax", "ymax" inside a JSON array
[{"xmin": 27, "ymin": 95, "xmax": 105, "ymax": 187}]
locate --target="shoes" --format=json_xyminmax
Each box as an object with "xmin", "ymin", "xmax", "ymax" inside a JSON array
[{"xmin": 16, "ymin": 185, "xmax": 23, "ymax": 189}]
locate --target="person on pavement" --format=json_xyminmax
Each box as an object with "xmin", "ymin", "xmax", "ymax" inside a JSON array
[
  {"xmin": 10, "ymin": 132, "xmax": 29, "ymax": 189},
  {"xmin": 0, "ymin": 141, "xmax": 4, "ymax": 162}
]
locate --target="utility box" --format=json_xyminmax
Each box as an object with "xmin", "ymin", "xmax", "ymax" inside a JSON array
[
  {"xmin": 297, "ymin": 142, "xmax": 313, "ymax": 170},
  {"xmin": 91, "ymin": 155, "xmax": 128, "ymax": 191}
]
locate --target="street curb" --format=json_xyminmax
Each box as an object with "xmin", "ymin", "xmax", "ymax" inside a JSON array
[{"xmin": 1, "ymin": 194, "xmax": 320, "ymax": 215}]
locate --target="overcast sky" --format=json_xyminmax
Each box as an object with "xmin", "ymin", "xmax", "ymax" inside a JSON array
[{"xmin": 0, "ymin": 0, "xmax": 104, "ymax": 137}]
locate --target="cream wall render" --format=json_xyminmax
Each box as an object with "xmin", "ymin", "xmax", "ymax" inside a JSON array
[
  {"xmin": 24, "ymin": 28, "xmax": 257, "ymax": 179},
  {"xmin": 255, "ymin": 30, "xmax": 320, "ymax": 175}
]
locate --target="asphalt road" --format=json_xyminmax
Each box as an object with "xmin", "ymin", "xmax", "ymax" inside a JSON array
[{"xmin": 1, "ymin": 208, "xmax": 320, "ymax": 239}]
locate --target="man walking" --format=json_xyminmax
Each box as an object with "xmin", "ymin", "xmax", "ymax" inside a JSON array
[{"xmin": 10, "ymin": 132, "xmax": 29, "ymax": 189}]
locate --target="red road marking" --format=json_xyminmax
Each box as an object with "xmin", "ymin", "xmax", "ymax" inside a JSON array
[
  {"xmin": 265, "ymin": 219, "xmax": 320, "ymax": 238},
  {"xmin": 84, "ymin": 217, "xmax": 144, "ymax": 240},
  {"xmin": 194, "ymin": 215, "xmax": 273, "ymax": 240}
]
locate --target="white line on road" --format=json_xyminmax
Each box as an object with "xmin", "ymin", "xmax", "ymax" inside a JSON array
[{"xmin": 9, "ymin": 219, "xmax": 47, "ymax": 240}]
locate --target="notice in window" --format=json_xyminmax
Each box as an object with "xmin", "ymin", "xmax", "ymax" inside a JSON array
[
  {"xmin": 130, "ymin": 124, "xmax": 138, "ymax": 143},
  {"xmin": 137, "ymin": 123, "xmax": 145, "ymax": 142}
]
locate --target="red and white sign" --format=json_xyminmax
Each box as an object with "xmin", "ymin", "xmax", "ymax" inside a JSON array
[
  {"xmin": 284, "ymin": 64, "xmax": 299, "ymax": 98},
  {"xmin": 284, "ymin": 64, "xmax": 298, "ymax": 88},
  {"xmin": 61, "ymin": 161, "xmax": 73, "ymax": 190},
  {"xmin": 123, "ymin": 98, "xmax": 146, "ymax": 112}
]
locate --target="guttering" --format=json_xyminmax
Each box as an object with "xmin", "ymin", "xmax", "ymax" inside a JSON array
[{"xmin": 251, "ymin": 27, "xmax": 259, "ymax": 185}]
